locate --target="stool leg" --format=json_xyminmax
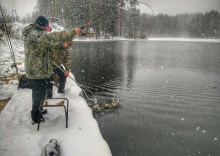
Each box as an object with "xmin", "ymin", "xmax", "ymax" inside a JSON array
[
  {"xmin": 37, "ymin": 111, "xmax": 41, "ymax": 130},
  {"xmin": 66, "ymin": 99, "xmax": 69, "ymax": 128},
  {"xmin": 63, "ymin": 106, "xmax": 68, "ymax": 128},
  {"xmin": 37, "ymin": 107, "xmax": 45, "ymax": 130}
]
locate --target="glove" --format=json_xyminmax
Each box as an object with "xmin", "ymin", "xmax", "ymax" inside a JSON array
[
  {"xmin": 64, "ymin": 71, "xmax": 69, "ymax": 77},
  {"xmin": 74, "ymin": 28, "xmax": 81, "ymax": 35}
]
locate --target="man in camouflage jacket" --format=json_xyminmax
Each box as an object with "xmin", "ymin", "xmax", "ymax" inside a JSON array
[
  {"xmin": 22, "ymin": 16, "xmax": 81, "ymax": 123},
  {"xmin": 47, "ymin": 40, "xmax": 72, "ymax": 97}
]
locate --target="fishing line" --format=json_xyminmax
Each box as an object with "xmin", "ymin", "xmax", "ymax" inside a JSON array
[
  {"xmin": 49, "ymin": 1, "xmax": 155, "ymax": 104},
  {"xmin": 51, "ymin": 61, "xmax": 97, "ymax": 104},
  {"xmin": 138, "ymin": 2, "xmax": 156, "ymax": 29},
  {"xmin": 72, "ymin": 1, "xmax": 155, "ymax": 104},
  {"xmin": 80, "ymin": 1, "xmax": 155, "ymax": 30}
]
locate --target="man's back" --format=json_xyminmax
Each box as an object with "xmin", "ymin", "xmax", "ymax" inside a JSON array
[{"xmin": 23, "ymin": 24, "xmax": 53, "ymax": 79}]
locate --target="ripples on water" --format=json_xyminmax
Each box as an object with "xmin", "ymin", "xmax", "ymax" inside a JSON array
[{"xmin": 71, "ymin": 41, "xmax": 220, "ymax": 156}]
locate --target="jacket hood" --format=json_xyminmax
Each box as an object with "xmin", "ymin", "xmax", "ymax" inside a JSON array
[{"xmin": 22, "ymin": 24, "xmax": 44, "ymax": 37}]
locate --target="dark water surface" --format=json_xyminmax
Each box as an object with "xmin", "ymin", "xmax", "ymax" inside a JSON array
[{"xmin": 71, "ymin": 40, "xmax": 220, "ymax": 156}]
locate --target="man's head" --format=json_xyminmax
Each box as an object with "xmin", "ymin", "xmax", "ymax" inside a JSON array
[{"xmin": 35, "ymin": 16, "xmax": 49, "ymax": 27}]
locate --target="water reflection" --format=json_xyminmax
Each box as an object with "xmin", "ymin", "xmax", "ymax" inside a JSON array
[
  {"xmin": 71, "ymin": 41, "xmax": 139, "ymax": 98},
  {"xmin": 71, "ymin": 41, "xmax": 220, "ymax": 90}
]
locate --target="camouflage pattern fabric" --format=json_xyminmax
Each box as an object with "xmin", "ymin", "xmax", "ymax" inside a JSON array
[
  {"xmin": 50, "ymin": 46, "xmax": 71, "ymax": 71},
  {"xmin": 62, "ymin": 48, "xmax": 71, "ymax": 71},
  {"xmin": 22, "ymin": 24, "xmax": 75, "ymax": 79}
]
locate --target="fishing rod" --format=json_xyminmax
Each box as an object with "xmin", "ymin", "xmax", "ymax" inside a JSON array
[
  {"xmin": 138, "ymin": 2, "xmax": 156, "ymax": 29},
  {"xmin": 80, "ymin": 3, "xmax": 124, "ymax": 29},
  {"xmin": 51, "ymin": 61, "xmax": 97, "ymax": 104},
  {"xmin": 80, "ymin": 1, "xmax": 155, "ymax": 30},
  {"xmin": 0, "ymin": 6, "xmax": 20, "ymax": 85}
]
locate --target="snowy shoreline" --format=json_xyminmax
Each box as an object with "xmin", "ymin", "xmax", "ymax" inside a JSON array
[
  {"xmin": 75, "ymin": 37, "xmax": 220, "ymax": 42},
  {"xmin": 148, "ymin": 37, "xmax": 220, "ymax": 42}
]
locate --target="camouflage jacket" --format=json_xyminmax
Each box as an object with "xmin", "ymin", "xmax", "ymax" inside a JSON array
[
  {"xmin": 50, "ymin": 45, "xmax": 71, "ymax": 71},
  {"xmin": 22, "ymin": 24, "xmax": 75, "ymax": 79}
]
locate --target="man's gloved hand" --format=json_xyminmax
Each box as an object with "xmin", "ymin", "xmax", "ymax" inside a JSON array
[
  {"xmin": 64, "ymin": 71, "xmax": 69, "ymax": 77},
  {"xmin": 74, "ymin": 28, "xmax": 81, "ymax": 35}
]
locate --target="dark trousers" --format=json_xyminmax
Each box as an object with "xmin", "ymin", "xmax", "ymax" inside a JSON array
[
  {"xmin": 54, "ymin": 68, "xmax": 67, "ymax": 84},
  {"xmin": 31, "ymin": 79, "xmax": 47, "ymax": 111},
  {"xmin": 46, "ymin": 68, "xmax": 67, "ymax": 94},
  {"xmin": 30, "ymin": 79, "xmax": 52, "ymax": 122},
  {"xmin": 55, "ymin": 68, "xmax": 67, "ymax": 93}
]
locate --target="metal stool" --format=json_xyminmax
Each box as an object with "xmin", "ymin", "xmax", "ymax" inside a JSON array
[{"xmin": 37, "ymin": 98, "xmax": 69, "ymax": 130}]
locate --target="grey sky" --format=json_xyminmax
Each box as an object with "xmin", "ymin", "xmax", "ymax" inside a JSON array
[
  {"xmin": 139, "ymin": 0, "xmax": 220, "ymax": 15},
  {"xmin": 1, "ymin": 0, "xmax": 36, "ymax": 18},
  {"xmin": 1, "ymin": 0, "xmax": 220, "ymax": 18}
]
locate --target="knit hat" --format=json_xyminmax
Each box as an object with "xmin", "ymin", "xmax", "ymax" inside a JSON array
[{"xmin": 35, "ymin": 16, "xmax": 49, "ymax": 26}]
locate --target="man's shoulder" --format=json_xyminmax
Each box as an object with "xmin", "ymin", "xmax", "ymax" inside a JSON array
[
  {"xmin": 28, "ymin": 28, "xmax": 45, "ymax": 39},
  {"xmin": 22, "ymin": 24, "xmax": 35, "ymax": 37}
]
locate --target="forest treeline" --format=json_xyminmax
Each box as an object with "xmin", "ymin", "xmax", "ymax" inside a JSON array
[{"xmin": 1, "ymin": 0, "xmax": 220, "ymax": 39}]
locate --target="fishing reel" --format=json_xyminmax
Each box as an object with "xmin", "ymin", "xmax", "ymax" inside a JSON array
[{"xmin": 80, "ymin": 29, "xmax": 88, "ymax": 36}]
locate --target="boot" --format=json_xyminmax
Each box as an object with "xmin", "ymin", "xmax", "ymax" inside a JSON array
[
  {"xmin": 40, "ymin": 105, "xmax": 48, "ymax": 115},
  {"xmin": 31, "ymin": 110, "xmax": 44, "ymax": 123},
  {"xmin": 58, "ymin": 82, "xmax": 65, "ymax": 93},
  {"xmin": 41, "ymin": 109, "xmax": 48, "ymax": 115}
]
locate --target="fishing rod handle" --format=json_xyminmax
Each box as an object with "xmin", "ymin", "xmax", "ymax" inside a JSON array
[{"xmin": 80, "ymin": 21, "xmax": 92, "ymax": 30}]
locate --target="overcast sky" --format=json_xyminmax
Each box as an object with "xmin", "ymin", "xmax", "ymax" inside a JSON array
[
  {"xmin": 1, "ymin": 0, "xmax": 36, "ymax": 18},
  {"xmin": 139, "ymin": 0, "xmax": 220, "ymax": 15},
  {"xmin": 1, "ymin": 0, "xmax": 220, "ymax": 18}
]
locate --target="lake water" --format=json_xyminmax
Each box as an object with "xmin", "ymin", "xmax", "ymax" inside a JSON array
[{"xmin": 71, "ymin": 40, "xmax": 220, "ymax": 156}]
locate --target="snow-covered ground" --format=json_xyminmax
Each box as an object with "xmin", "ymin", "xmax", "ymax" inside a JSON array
[
  {"xmin": 0, "ymin": 36, "xmax": 24, "ymax": 100},
  {"xmin": 0, "ymin": 74, "xmax": 112, "ymax": 156}
]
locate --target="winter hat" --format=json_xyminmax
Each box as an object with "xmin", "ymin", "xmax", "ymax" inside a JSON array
[{"xmin": 35, "ymin": 16, "xmax": 49, "ymax": 26}]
